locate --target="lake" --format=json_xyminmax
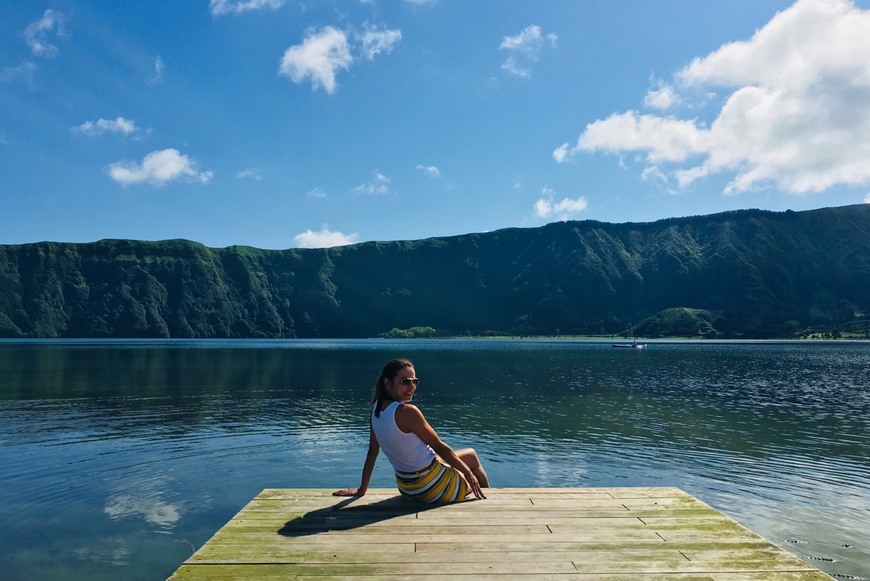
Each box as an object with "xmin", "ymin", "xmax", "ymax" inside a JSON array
[{"xmin": 0, "ymin": 339, "xmax": 868, "ymax": 580}]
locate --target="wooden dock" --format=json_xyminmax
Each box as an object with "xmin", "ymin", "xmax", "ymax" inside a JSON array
[{"xmin": 169, "ymin": 487, "xmax": 833, "ymax": 580}]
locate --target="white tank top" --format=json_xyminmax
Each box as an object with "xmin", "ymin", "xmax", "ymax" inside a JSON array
[{"xmin": 371, "ymin": 401, "xmax": 436, "ymax": 473}]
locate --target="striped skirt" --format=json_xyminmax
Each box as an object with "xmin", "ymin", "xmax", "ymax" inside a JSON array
[{"xmin": 395, "ymin": 459, "xmax": 469, "ymax": 504}]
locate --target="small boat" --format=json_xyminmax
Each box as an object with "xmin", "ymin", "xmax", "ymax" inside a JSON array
[{"xmin": 612, "ymin": 341, "xmax": 647, "ymax": 349}]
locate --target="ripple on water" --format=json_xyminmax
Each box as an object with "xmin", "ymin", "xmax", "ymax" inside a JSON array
[{"xmin": 1, "ymin": 340, "xmax": 868, "ymax": 580}]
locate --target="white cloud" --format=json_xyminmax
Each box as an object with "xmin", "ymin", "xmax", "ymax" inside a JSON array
[
  {"xmin": 499, "ymin": 25, "xmax": 557, "ymax": 78},
  {"xmin": 279, "ymin": 25, "xmax": 401, "ymax": 93},
  {"xmin": 3, "ymin": 10, "xmax": 65, "ymax": 88},
  {"xmin": 534, "ymin": 188, "xmax": 588, "ymax": 221},
  {"xmin": 864, "ymin": 192, "xmax": 870, "ymax": 203},
  {"xmin": 644, "ymin": 83, "xmax": 680, "ymax": 110},
  {"xmin": 359, "ymin": 25, "xmax": 402, "ymax": 60},
  {"xmin": 279, "ymin": 27, "xmax": 353, "ymax": 94},
  {"xmin": 108, "ymin": 149, "xmax": 213, "ymax": 187},
  {"xmin": 641, "ymin": 165, "xmax": 667, "ymax": 183},
  {"xmin": 501, "ymin": 58, "xmax": 530, "ymax": 78},
  {"xmin": 575, "ymin": 111, "xmax": 708, "ymax": 163},
  {"xmin": 416, "ymin": 164, "xmax": 441, "ymax": 178},
  {"xmin": 75, "ymin": 116, "xmax": 138, "ymax": 137},
  {"xmin": 236, "ymin": 168, "xmax": 262, "ymax": 181},
  {"xmin": 403, "ymin": 0, "xmax": 437, "ymax": 5},
  {"xmin": 642, "ymin": 165, "xmax": 680, "ymax": 196},
  {"xmin": 293, "ymin": 226, "xmax": 359, "ymax": 248},
  {"xmin": 305, "ymin": 187, "xmax": 328, "ymax": 198},
  {"xmin": 500, "ymin": 25, "xmax": 557, "ymax": 51},
  {"xmin": 350, "ymin": 171, "xmax": 392, "ymax": 195},
  {"xmin": 210, "ymin": 0, "xmax": 284, "ymax": 16},
  {"xmin": 25, "ymin": 9, "xmax": 65, "ymax": 58},
  {"xmin": 150, "ymin": 56, "xmax": 164, "ymax": 84},
  {"xmin": 552, "ymin": 143, "xmax": 570, "ymax": 163},
  {"xmin": 559, "ymin": 0, "xmax": 870, "ymax": 196}
]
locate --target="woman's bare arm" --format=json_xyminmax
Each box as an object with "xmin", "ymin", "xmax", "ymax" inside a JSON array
[
  {"xmin": 395, "ymin": 404, "xmax": 486, "ymax": 500},
  {"xmin": 333, "ymin": 422, "xmax": 379, "ymax": 496}
]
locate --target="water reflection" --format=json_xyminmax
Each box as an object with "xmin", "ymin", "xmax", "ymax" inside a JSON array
[
  {"xmin": 0, "ymin": 340, "xmax": 868, "ymax": 579},
  {"xmin": 105, "ymin": 492, "xmax": 181, "ymax": 528}
]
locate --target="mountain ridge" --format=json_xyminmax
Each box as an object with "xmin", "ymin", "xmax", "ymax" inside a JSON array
[{"xmin": 1, "ymin": 204, "xmax": 867, "ymax": 339}]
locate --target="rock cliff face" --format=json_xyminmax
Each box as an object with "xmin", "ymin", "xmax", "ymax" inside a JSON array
[{"xmin": 1, "ymin": 204, "xmax": 867, "ymax": 339}]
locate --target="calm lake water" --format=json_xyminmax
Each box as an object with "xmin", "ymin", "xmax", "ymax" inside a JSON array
[{"xmin": 0, "ymin": 339, "xmax": 868, "ymax": 580}]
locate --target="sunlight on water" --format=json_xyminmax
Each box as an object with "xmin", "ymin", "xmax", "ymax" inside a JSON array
[{"xmin": 0, "ymin": 339, "xmax": 868, "ymax": 580}]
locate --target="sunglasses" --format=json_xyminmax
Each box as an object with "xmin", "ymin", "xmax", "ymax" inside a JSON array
[{"xmin": 399, "ymin": 377, "xmax": 420, "ymax": 386}]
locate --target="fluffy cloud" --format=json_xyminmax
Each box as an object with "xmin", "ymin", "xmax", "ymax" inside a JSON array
[
  {"xmin": 499, "ymin": 25, "xmax": 557, "ymax": 77},
  {"xmin": 4, "ymin": 10, "xmax": 65, "ymax": 87},
  {"xmin": 416, "ymin": 164, "xmax": 441, "ymax": 178},
  {"xmin": 293, "ymin": 226, "xmax": 359, "ymax": 248},
  {"xmin": 534, "ymin": 188, "xmax": 588, "ymax": 221},
  {"xmin": 236, "ymin": 168, "xmax": 262, "ymax": 181},
  {"xmin": 108, "ymin": 149, "xmax": 213, "ymax": 187},
  {"xmin": 552, "ymin": 143, "xmax": 570, "ymax": 164},
  {"xmin": 279, "ymin": 25, "xmax": 401, "ymax": 93},
  {"xmin": 643, "ymin": 83, "xmax": 680, "ymax": 111},
  {"xmin": 350, "ymin": 171, "xmax": 392, "ymax": 195},
  {"xmin": 578, "ymin": 111, "xmax": 708, "ymax": 163},
  {"xmin": 556, "ymin": 0, "xmax": 870, "ymax": 196},
  {"xmin": 25, "ymin": 9, "xmax": 66, "ymax": 58},
  {"xmin": 360, "ymin": 26, "xmax": 402, "ymax": 60},
  {"xmin": 210, "ymin": 0, "xmax": 284, "ymax": 16},
  {"xmin": 279, "ymin": 27, "xmax": 353, "ymax": 94},
  {"xmin": 75, "ymin": 117, "xmax": 138, "ymax": 137}
]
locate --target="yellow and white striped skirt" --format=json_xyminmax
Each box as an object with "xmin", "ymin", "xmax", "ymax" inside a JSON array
[{"xmin": 395, "ymin": 459, "xmax": 469, "ymax": 504}]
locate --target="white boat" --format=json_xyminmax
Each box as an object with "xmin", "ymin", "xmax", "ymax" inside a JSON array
[{"xmin": 612, "ymin": 342, "xmax": 647, "ymax": 349}]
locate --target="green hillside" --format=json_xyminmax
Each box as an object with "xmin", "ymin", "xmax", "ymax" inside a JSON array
[{"xmin": 1, "ymin": 204, "xmax": 867, "ymax": 339}]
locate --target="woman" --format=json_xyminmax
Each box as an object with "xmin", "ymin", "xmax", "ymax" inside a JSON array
[{"xmin": 334, "ymin": 358, "xmax": 489, "ymax": 503}]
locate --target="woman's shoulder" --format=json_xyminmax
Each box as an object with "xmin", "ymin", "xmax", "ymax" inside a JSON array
[
  {"xmin": 395, "ymin": 403, "xmax": 424, "ymax": 418},
  {"xmin": 394, "ymin": 403, "xmax": 426, "ymax": 433}
]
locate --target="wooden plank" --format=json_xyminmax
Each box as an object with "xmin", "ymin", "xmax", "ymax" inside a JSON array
[
  {"xmin": 413, "ymin": 540, "xmax": 773, "ymax": 553},
  {"xmin": 188, "ymin": 546, "xmax": 813, "ymax": 566},
  {"xmin": 168, "ymin": 488, "xmax": 834, "ymax": 580},
  {"xmin": 174, "ymin": 570, "xmax": 832, "ymax": 581}
]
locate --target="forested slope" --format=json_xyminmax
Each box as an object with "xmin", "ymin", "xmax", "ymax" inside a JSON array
[{"xmin": 1, "ymin": 204, "xmax": 867, "ymax": 338}]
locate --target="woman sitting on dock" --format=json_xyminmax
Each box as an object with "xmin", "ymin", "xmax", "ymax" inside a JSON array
[{"xmin": 334, "ymin": 358, "xmax": 489, "ymax": 503}]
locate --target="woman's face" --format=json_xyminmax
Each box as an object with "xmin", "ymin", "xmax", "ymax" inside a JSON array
[{"xmin": 385, "ymin": 366, "xmax": 418, "ymax": 402}]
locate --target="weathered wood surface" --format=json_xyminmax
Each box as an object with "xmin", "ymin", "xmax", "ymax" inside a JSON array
[{"xmin": 168, "ymin": 487, "xmax": 833, "ymax": 580}]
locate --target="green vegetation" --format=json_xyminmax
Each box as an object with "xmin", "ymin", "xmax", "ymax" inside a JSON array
[
  {"xmin": 1, "ymin": 204, "xmax": 868, "ymax": 339},
  {"xmin": 380, "ymin": 326, "xmax": 442, "ymax": 339},
  {"xmin": 629, "ymin": 308, "xmax": 723, "ymax": 339}
]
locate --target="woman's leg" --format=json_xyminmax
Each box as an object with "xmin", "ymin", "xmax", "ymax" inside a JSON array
[{"xmin": 455, "ymin": 448, "xmax": 490, "ymax": 487}]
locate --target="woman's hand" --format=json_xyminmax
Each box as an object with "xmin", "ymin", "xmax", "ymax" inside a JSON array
[
  {"xmin": 465, "ymin": 473, "xmax": 486, "ymax": 500},
  {"xmin": 332, "ymin": 488, "xmax": 365, "ymax": 497}
]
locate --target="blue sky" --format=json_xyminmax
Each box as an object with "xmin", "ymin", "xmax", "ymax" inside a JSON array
[{"xmin": 2, "ymin": 0, "xmax": 869, "ymax": 249}]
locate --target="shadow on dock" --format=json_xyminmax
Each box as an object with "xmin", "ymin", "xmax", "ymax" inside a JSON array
[{"xmin": 278, "ymin": 495, "xmax": 440, "ymax": 537}]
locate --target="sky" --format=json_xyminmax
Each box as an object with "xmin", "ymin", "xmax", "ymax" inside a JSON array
[{"xmin": 2, "ymin": 0, "xmax": 870, "ymax": 249}]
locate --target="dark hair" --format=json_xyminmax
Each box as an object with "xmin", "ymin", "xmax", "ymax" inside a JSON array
[{"xmin": 371, "ymin": 358, "xmax": 413, "ymax": 417}]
